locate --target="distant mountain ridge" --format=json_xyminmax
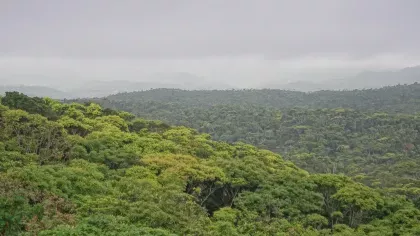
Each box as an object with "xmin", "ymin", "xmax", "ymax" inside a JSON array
[
  {"xmin": 1, "ymin": 72, "xmax": 235, "ymax": 99},
  {"xmin": 0, "ymin": 85, "xmax": 70, "ymax": 99},
  {"xmin": 67, "ymin": 74, "xmax": 236, "ymax": 98},
  {"xmin": 262, "ymin": 65, "xmax": 420, "ymax": 91},
  {"xmin": 1, "ymin": 66, "xmax": 420, "ymax": 98}
]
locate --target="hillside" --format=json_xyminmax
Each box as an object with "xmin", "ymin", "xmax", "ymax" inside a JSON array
[
  {"xmin": 80, "ymin": 99, "xmax": 420, "ymax": 192},
  {"xmin": 77, "ymin": 84, "xmax": 420, "ymax": 201},
  {"xmin": 1, "ymin": 92, "xmax": 419, "ymax": 235}
]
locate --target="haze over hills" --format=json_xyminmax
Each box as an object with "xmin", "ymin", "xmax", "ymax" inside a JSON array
[
  {"xmin": 0, "ymin": 72, "xmax": 237, "ymax": 99},
  {"xmin": 67, "ymin": 80, "xmax": 185, "ymax": 98},
  {"xmin": 261, "ymin": 65, "xmax": 420, "ymax": 91},
  {"xmin": 1, "ymin": 65, "xmax": 420, "ymax": 98},
  {"xmin": 0, "ymin": 85, "xmax": 71, "ymax": 99},
  {"xmin": 66, "ymin": 72, "xmax": 236, "ymax": 98}
]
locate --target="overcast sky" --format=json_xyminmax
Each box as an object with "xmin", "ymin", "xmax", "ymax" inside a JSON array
[{"xmin": 1, "ymin": 0, "xmax": 420, "ymax": 88}]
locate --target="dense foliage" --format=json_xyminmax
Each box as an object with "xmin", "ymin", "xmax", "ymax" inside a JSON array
[
  {"xmin": 80, "ymin": 85, "xmax": 420, "ymax": 192},
  {"xmin": 1, "ymin": 92, "xmax": 420, "ymax": 235}
]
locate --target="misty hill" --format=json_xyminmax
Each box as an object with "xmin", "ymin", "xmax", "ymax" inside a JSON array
[
  {"xmin": 329, "ymin": 65, "xmax": 420, "ymax": 90},
  {"xmin": 2, "ymin": 66, "xmax": 419, "ymax": 98},
  {"xmin": 67, "ymin": 74, "xmax": 235, "ymax": 98},
  {"xmin": 0, "ymin": 85, "xmax": 70, "ymax": 99},
  {"xmin": 263, "ymin": 66, "xmax": 420, "ymax": 91},
  {"xmin": 1, "ymin": 72, "xmax": 236, "ymax": 99},
  {"xmin": 67, "ymin": 80, "xmax": 182, "ymax": 98}
]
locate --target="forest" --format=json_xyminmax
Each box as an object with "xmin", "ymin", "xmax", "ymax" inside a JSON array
[
  {"xmin": 79, "ymin": 84, "xmax": 420, "ymax": 190},
  {"xmin": 1, "ymin": 91, "xmax": 420, "ymax": 235}
]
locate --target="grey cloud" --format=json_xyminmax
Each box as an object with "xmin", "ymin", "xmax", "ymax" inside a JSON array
[
  {"xmin": 1, "ymin": 0, "xmax": 420, "ymax": 89},
  {"xmin": 1, "ymin": 54, "xmax": 420, "ymax": 89},
  {"xmin": 1, "ymin": 0, "xmax": 420, "ymax": 59}
]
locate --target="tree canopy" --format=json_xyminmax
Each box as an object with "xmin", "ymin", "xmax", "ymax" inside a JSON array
[{"xmin": 0, "ymin": 92, "xmax": 419, "ymax": 235}]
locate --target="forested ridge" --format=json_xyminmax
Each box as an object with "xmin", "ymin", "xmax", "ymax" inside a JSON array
[
  {"xmin": 100, "ymin": 83, "xmax": 420, "ymax": 113},
  {"xmin": 1, "ymin": 91, "xmax": 420, "ymax": 235}
]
